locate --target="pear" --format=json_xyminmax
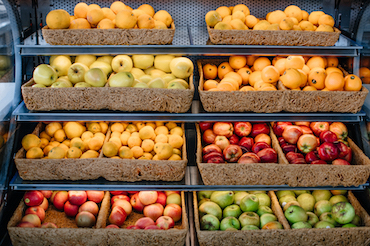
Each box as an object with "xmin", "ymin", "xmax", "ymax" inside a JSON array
[
  {"xmin": 199, "ymin": 201, "xmax": 222, "ymax": 220},
  {"xmin": 197, "ymin": 191, "xmax": 214, "ymax": 201},
  {"xmin": 210, "ymin": 191, "xmax": 234, "ymax": 209}
]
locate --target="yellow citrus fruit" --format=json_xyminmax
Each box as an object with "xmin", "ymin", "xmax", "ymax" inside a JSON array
[
  {"xmin": 139, "ymin": 126, "xmax": 155, "ymax": 140},
  {"xmin": 45, "ymin": 122, "xmax": 62, "ymax": 137},
  {"xmin": 80, "ymin": 150, "xmax": 99, "ymax": 159},
  {"xmin": 205, "ymin": 11, "xmax": 222, "ymax": 27},
  {"xmin": 318, "ymin": 14, "xmax": 335, "ymax": 27},
  {"xmin": 115, "ymin": 10, "xmax": 137, "ymax": 29},
  {"xmin": 22, "ymin": 134, "xmax": 41, "ymax": 151},
  {"xmin": 267, "ymin": 10, "xmax": 286, "ymax": 24},
  {"xmin": 46, "ymin": 9, "xmax": 70, "ymax": 29},
  {"xmin": 103, "ymin": 142, "xmax": 119, "ymax": 157},
  {"xmin": 155, "ymin": 126, "xmax": 169, "ymax": 135},
  {"xmin": 308, "ymin": 11, "xmax": 325, "ymax": 25},
  {"xmin": 237, "ymin": 67, "xmax": 252, "ymax": 85},
  {"xmin": 168, "ymin": 154, "xmax": 182, "ymax": 161},
  {"xmin": 74, "ymin": 3, "xmax": 89, "ymax": 18},
  {"xmin": 245, "ymin": 15, "xmax": 258, "ymax": 28},
  {"xmin": 280, "ymin": 68, "xmax": 302, "ymax": 89},
  {"xmin": 344, "ymin": 74, "xmax": 362, "ymax": 91},
  {"xmin": 302, "ymin": 10, "xmax": 309, "ymax": 21},
  {"xmin": 284, "ymin": 5, "xmax": 302, "ymax": 22},
  {"xmin": 222, "ymin": 15, "xmax": 232, "ymax": 24},
  {"xmin": 232, "ymin": 4, "xmax": 250, "ymax": 16},
  {"xmin": 218, "ymin": 62, "xmax": 233, "ymax": 79},
  {"xmin": 230, "ymin": 19, "xmax": 247, "ymax": 30},
  {"xmin": 87, "ymin": 136, "xmax": 104, "ymax": 151},
  {"xmin": 111, "ymin": 123, "xmax": 124, "ymax": 133},
  {"xmin": 48, "ymin": 146, "xmax": 66, "ymax": 159},
  {"xmin": 102, "ymin": 8, "xmax": 116, "ymax": 21},
  {"xmin": 261, "ymin": 66, "xmax": 280, "ymax": 83},
  {"xmin": 40, "ymin": 138, "xmax": 49, "ymax": 149},
  {"xmin": 154, "ymin": 143, "xmax": 173, "ymax": 160},
  {"xmin": 232, "ymin": 11, "xmax": 246, "ymax": 23},
  {"xmin": 138, "ymin": 4, "xmax": 155, "ymax": 17},
  {"xmin": 119, "ymin": 146, "xmax": 133, "ymax": 159},
  {"xmin": 298, "ymin": 21, "xmax": 315, "ymax": 31},
  {"xmin": 66, "ymin": 147, "xmax": 82, "ymax": 158},
  {"xmin": 109, "ymin": 137, "xmax": 122, "ymax": 148},
  {"xmin": 53, "ymin": 129, "xmax": 66, "ymax": 142},
  {"xmin": 141, "ymin": 139, "xmax": 155, "ymax": 152},
  {"xmin": 110, "ymin": 1, "xmax": 126, "ymax": 14},
  {"xmin": 253, "ymin": 20, "xmax": 270, "ymax": 30},
  {"xmin": 165, "ymin": 122, "xmax": 177, "ymax": 130},
  {"xmin": 40, "ymin": 131, "xmax": 51, "ymax": 141},
  {"xmin": 137, "ymin": 14, "xmax": 155, "ymax": 29},
  {"xmin": 86, "ymin": 8, "xmax": 104, "ymax": 26},
  {"xmin": 153, "ymin": 10, "xmax": 172, "ymax": 27},
  {"xmin": 155, "ymin": 134, "xmax": 168, "ymax": 144},
  {"xmin": 217, "ymin": 82, "xmax": 235, "ymax": 91},
  {"xmin": 216, "ymin": 6, "xmax": 231, "ymax": 19},
  {"xmin": 279, "ymin": 18, "xmax": 294, "ymax": 30},
  {"xmin": 87, "ymin": 122, "xmax": 101, "ymax": 133},
  {"xmin": 26, "ymin": 147, "xmax": 44, "ymax": 159},
  {"xmin": 302, "ymin": 65, "xmax": 310, "ymax": 75},
  {"xmin": 316, "ymin": 25, "xmax": 334, "ymax": 32},
  {"xmin": 229, "ymin": 56, "xmax": 247, "ymax": 69},
  {"xmin": 325, "ymin": 72, "xmax": 344, "ymax": 91},
  {"xmin": 97, "ymin": 18, "xmax": 115, "ymax": 29}
]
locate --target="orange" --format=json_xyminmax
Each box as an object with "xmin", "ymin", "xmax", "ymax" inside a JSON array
[
  {"xmin": 261, "ymin": 66, "xmax": 279, "ymax": 83},
  {"xmin": 220, "ymin": 78, "xmax": 239, "ymax": 90},
  {"xmin": 326, "ymin": 67, "xmax": 343, "ymax": 76},
  {"xmin": 297, "ymin": 69, "xmax": 308, "ymax": 87},
  {"xmin": 284, "ymin": 5, "xmax": 302, "ymax": 22},
  {"xmin": 253, "ymin": 80, "xmax": 266, "ymax": 90},
  {"xmin": 321, "ymin": 88, "xmax": 330, "ymax": 91},
  {"xmin": 252, "ymin": 57, "xmax": 271, "ymax": 71},
  {"xmin": 318, "ymin": 14, "xmax": 334, "ymax": 27},
  {"xmin": 359, "ymin": 67, "xmax": 370, "ymax": 79},
  {"xmin": 274, "ymin": 58, "xmax": 287, "ymax": 75},
  {"xmin": 325, "ymin": 72, "xmax": 344, "ymax": 91},
  {"xmin": 308, "ymin": 11, "xmax": 325, "ymax": 25},
  {"xmin": 302, "ymin": 10, "xmax": 309, "ymax": 21},
  {"xmin": 216, "ymin": 6, "xmax": 231, "ymax": 18},
  {"xmin": 363, "ymin": 78, "xmax": 370, "ymax": 84},
  {"xmin": 110, "ymin": 1, "xmax": 126, "ymax": 14},
  {"xmin": 280, "ymin": 68, "xmax": 302, "ymax": 89},
  {"xmin": 74, "ymin": 2, "xmax": 89, "ymax": 19},
  {"xmin": 291, "ymin": 88, "xmax": 301, "ymax": 91},
  {"xmin": 308, "ymin": 68, "xmax": 326, "ymax": 89},
  {"xmin": 272, "ymin": 56, "xmax": 285, "ymax": 66},
  {"xmin": 302, "ymin": 86, "xmax": 317, "ymax": 91},
  {"xmin": 260, "ymin": 86, "xmax": 277, "ymax": 91},
  {"xmin": 203, "ymin": 80, "xmax": 219, "ymax": 90},
  {"xmin": 203, "ymin": 64, "xmax": 218, "ymax": 79},
  {"xmin": 344, "ymin": 75, "xmax": 362, "ymax": 91},
  {"xmin": 306, "ymin": 56, "xmax": 326, "ymax": 70},
  {"xmin": 229, "ymin": 56, "xmax": 247, "ymax": 69},
  {"xmin": 267, "ymin": 10, "xmax": 286, "ymax": 24},
  {"xmin": 326, "ymin": 57, "xmax": 338, "ymax": 67},
  {"xmin": 218, "ymin": 62, "xmax": 233, "ymax": 79},
  {"xmin": 302, "ymin": 65, "xmax": 310, "ymax": 75},
  {"xmin": 285, "ymin": 56, "xmax": 305, "ymax": 69},
  {"xmin": 237, "ymin": 67, "xmax": 252, "ymax": 85},
  {"xmin": 239, "ymin": 86, "xmax": 255, "ymax": 91},
  {"xmin": 246, "ymin": 56, "xmax": 257, "ymax": 66},
  {"xmin": 217, "ymin": 82, "xmax": 234, "ymax": 91},
  {"xmin": 248, "ymin": 71, "xmax": 262, "ymax": 86},
  {"xmin": 224, "ymin": 72, "xmax": 243, "ymax": 86},
  {"xmin": 232, "ymin": 4, "xmax": 250, "ymax": 16}
]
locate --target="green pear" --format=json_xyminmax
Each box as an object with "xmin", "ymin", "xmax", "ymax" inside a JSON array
[
  {"xmin": 314, "ymin": 221, "xmax": 335, "ymax": 228},
  {"xmin": 223, "ymin": 205, "xmax": 242, "ymax": 218},
  {"xmin": 306, "ymin": 212, "xmax": 319, "ymax": 226},
  {"xmin": 241, "ymin": 225, "xmax": 259, "ymax": 230},
  {"xmin": 210, "ymin": 191, "xmax": 234, "ymax": 209},
  {"xmin": 329, "ymin": 195, "xmax": 348, "ymax": 205},
  {"xmin": 291, "ymin": 221, "xmax": 312, "ymax": 229},
  {"xmin": 285, "ymin": 205, "xmax": 308, "ymax": 224},
  {"xmin": 198, "ymin": 198, "xmax": 211, "ymax": 207},
  {"xmin": 239, "ymin": 212, "xmax": 260, "ymax": 228},
  {"xmin": 342, "ymin": 223, "xmax": 357, "ymax": 228},
  {"xmin": 314, "ymin": 200, "xmax": 332, "ymax": 217},
  {"xmin": 148, "ymin": 77, "xmax": 165, "ymax": 89},
  {"xmin": 279, "ymin": 195, "xmax": 297, "ymax": 209},
  {"xmin": 257, "ymin": 205, "xmax": 273, "ymax": 217},
  {"xmin": 199, "ymin": 201, "xmax": 222, "ymax": 220},
  {"xmin": 74, "ymin": 82, "xmax": 92, "ymax": 87},
  {"xmin": 312, "ymin": 190, "xmax": 332, "ymax": 202},
  {"xmin": 283, "ymin": 201, "xmax": 301, "ymax": 211},
  {"xmin": 320, "ymin": 212, "xmax": 338, "ymax": 226},
  {"xmin": 220, "ymin": 217, "xmax": 241, "ymax": 231},
  {"xmin": 200, "ymin": 214, "xmax": 220, "ymax": 231},
  {"xmin": 351, "ymin": 215, "xmax": 362, "ymax": 226},
  {"xmin": 294, "ymin": 190, "xmax": 310, "ymax": 196},
  {"xmin": 167, "ymin": 81, "xmax": 186, "ymax": 89},
  {"xmin": 260, "ymin": 213, "xmax": 277, "ymax": 228}
]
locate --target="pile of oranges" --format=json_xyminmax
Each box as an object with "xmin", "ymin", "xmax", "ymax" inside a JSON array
[
  {"xmin": 360, "ymin": 67, "xmax": 370, "ymax": 84},
  {"xmin": 206, "ymin": 4, "xmax": 336, "ymax": 32},
  {"xmin": 203, "ymin": 55, "xmax": 363, "ymax": 92}
]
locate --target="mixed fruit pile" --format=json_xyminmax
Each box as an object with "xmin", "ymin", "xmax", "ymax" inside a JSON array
[
  {"xmin": 273, "ymin": 122, "xmax": 352, "ymax": 165},
  {"xmin": 46, "ymin": 1, "xmax": 173, "ymax": 30},
  {"xmin": 206, "ymin": 4, "xmax": 336, "ymax": 32},
  {"xmin": 200, "ymin": 122, "xmax": 278, "ymax": 164},
  {"xmin": 32, "ymin": 54, "xmax": 193, "ymax": 90},
  {"xmin": 202, "ymin": 55, "xmax": 362, "ymax": 92}
]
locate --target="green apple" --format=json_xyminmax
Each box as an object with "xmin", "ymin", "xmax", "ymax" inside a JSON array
[
  {"xmin": 285, "ymin": 205, "xmax": 308, "ymax": 224},
  {"xmin": 200, "ymin": 214, "xmax": 220, "ymax": 231},
  {"xmin": 257, "ymin": 205, "xmax": 273, "ymax": 217},
  {"xmin": 329, "ymin": 195, "xmax": 348, "ymax": 205},
  {"xmin": 331, "ymin": 202, "xmax": 355, "ymax": 224},
  {"xmin": 133, "ymin": 82, "xmax": 149, "ymax": 88},
  {"xmin": 139, "ymin": 75, "xmax": 152, "ymax": 84},
  {"xmin": 210, "ymin": 191, "xmax": 234, "ymax": 209},
  {"xmin": 238, "ymin": 212, "xmax": 259, "ymax": 228},
  {"xmin": 293, "ymin": 190, "xmax": 310, "ymax": 196},
  {"xmin": 144, "ymin": 66, "xmax": 155, "ymax": 75},
  {"xmin": 297, "ymin": 193, "xmax": 315, "ymax": 212},
  {"xmin": 84, "ymin": 68, "xmax": 107, "ymax": 87},
  {"xmin": 111, "ymin": 55, "xmax": 133, "ymax": 73},
  {"xmin": 314, "ymin": 221, "xmax": 335, "ymax": 228},
  {"xmin": 130, "ymin": 68, "xmax": 146, "ymax": 79},
  {"xmin": 167, "ymin": 81, "xmax": 186, "ymax": 89},
  {"xmin": 0, "ymin": 55, "xmax": 10, "ymax": 70},
  {"xmin": 198, "ymin": 198, "xmax": 211, "ymax": 207},
  {"xmin": 170, "ymin": 79, "xmax": 189, "ymax": 89},
  {"xmin": 51, "ymin": 55, "xmax": 72, "ymax": 76},
  {"xmin": 49, "ymin": 55, "xmax": 71, "ymax": 64},
  {"xmin": 198, "ymin": 191, "xmax": 214, "ymax": 201},
  {"xmin": 314, "ymin": 200, "xmax": 332, "ymax": 217},
  {"xmin": 75, "ymin": 55, "xmax": 96, "ymax": 67},
  {"xmin": 108, "ymin": 72, "xmax": 134, "ymax": 87},
  {"xmin": 276, "ymin": 190, "xmax": 296, "ymax": 199},
  {"xmin": 74, "ymin": 82, "xmax": 92, "ymax": 87},
  {"xmin": 260, "ymin": 213, "xmax": 277, "ymax": 228},
  {"xmin": 148, "ymin": 77, "xmax": 165, "ymax": 88},
  {"xmin": 255, "ymin": 193, "xmax": 271, "ymax": 207},
  {"xmin": 262, "ymin": 221, "xmax": 283, "ymax": 229},
  {"xmin": 240, "ymin": 194, "xmax": 259, "ymax": 212},
  {"xmin": 312, "ymin": 190, "xmax": 332, "ymax": 202},
  {"xmin": 132, "ymin": 55, "xmax": 154, "ymax": 69},
  {"xmin": 96, "ymin": 55, "xmax": 114, "ymax": 65},
  {"xmin": 154, "ymin": 55, "xmax": 175, "ymax": 73},
  {"xmin": 199, "ymin": 201, "xmax": 222, "ymax": 220},
  {"xmin": 234, "ymin": 191, "xmax": 249, "ymax": 206},
  {"xmin": 223, "ymin": 205, "xmax": 242, "ymax": 218},
  {"xmin": 283, "ymin": 201, "xmax": 301, "ymax": 211},
  {"xmin": 306, "ymin": 212, "xmax": 319, "ymax": 226},
  {"xmin": 90, "ymin": 61, "xmax": 112, "ymax": 77},
  {"xmin": 220, "ymin": 216, "xmax": 240, "ymax": 231},
  {"xmin": 351, "ymin": 214, "xmax": 361, "ymax": 226},
  {"xmin": 51, "ymin": 80, "xmax": 72, "ymax": 88},
  {"xmin": 169, "ymin": 57, "xmax": 194, "ymax": 79},
  {"xmin": 150, "ymin": 69, "xmax": 166, "ymax": 78},
  {"xmin": 319, "ymin": 212, "xmax": 338, "ymax": 226},
  {"xmin": 342, "ymin": 223, "xmax": 357, "ymax": 228},
  {"xmin": 33, "ymin": 64, "xmax": 58, "ymax": 86},
  {"xmin": 241, "ymin": 225, "xmax": 259, "ymax": 230},
  {"xmin": 162, "ymin": 74, "xmax": 176, "ymax": 85},
  {"xmin": 279, "ymin": 195, "xmax": 297, "ymax": 209},
  {"xmin": 68, "ymin": 63, "xmax": 89, "ymax": 84},
  {"xmin": 291, "ymin": 221, "xmax": 312, "ymax": 229}
]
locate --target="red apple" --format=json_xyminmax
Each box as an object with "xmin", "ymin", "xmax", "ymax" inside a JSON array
[
  {"xmin": 130, "ymin": 193, "xmax": 145, "ymax": 212},
  {"xmin": 329, "ymin": 122, "xmax": 348, "ymax": 140},
  {"xmin": 112, "ymin": 200, "xmax": 132, "ymax": 216},
  {"xmin": 145, "ymin": 225, "xmax": 161, "ymax": 230},
  {"xmin": 234, "ymin": 122, "xmax": 252, "ymax": 137},
  {"xmin": 164, "ymin": 191, "xmax": 180, "ymax": 196},
  {"xmin": 110, "ymin": 191, "xmax": 126, "ymax": 196},
  {"xmin": 297, "ymin": 134, "xmax": 318, "ymax": 154},
  {"xmin": 200, "ymin": 122, "xmax": 214, "ymax": 132},
  {"xmin": 68, "ymin": 191, "xmax": 87, "ymax": 206},
  {"xmin": 237, "ymin": 152, "xmax": 261, "ymax": 164},
  {"xmin": 342, "ymin": 149, "xmax": 352, "ymax": 163},
  {"xmin": 126, "ymin": 191, "xmax": 137, "ymax": 196},
  {"xmin": 163, "ymin": 204, "xmax": 182, "ymax": 222},
  {"xmin": 76, "ymin": 211, "xmax": 96, "ymax": 228},
  {"xmin": 305, "ymin": 151, "xmax": 320, "ymax": 163},
  {"xmin": 40, "ymin": 190, "xmax": 52, "ymax": 199},
  {"xmin": 290, "ymin": 158, "xmax": 306, "ymax": 164},
  {"xmin": 318, "ymin": 142, "xmax": 339, "ymax": 162},
  {"xmin": 135, "ymin": 217, "xmax": 156, "ymax": 229},
  {"xmin": 40, "ymin": 197, "xmax": 49, "ymax": 211},
  {"xmin": 108, "ymin": 206, "xmax": 127, "ymax": 227},
  {"xmin": 156, "ymin": 216, "xmax": 175, "ymax": 230},
  {"xmin": 41, "ymin": 222, "xmax": 58, "ymax": 228},
  {"xmin": 213, "ymin": 122, "xmax": 234, "ymax": 138},
  {"xmin": 281, "ymin": 144, "xmax": 298, "ymax": 154},
  {"xmin": 319, "ymin": 130, "xmax": 338, "ymax": 143},
  {"xmin": 310, "ymin": 122, "xmax": 330, "ymax": 137},
  {"xmin": 257, "ymin": 148, "xmax": 278, "ymax": 163},
  {"xmin": 332, "ymin": 159, "xmax": 351, "ymax": 165},
  {"xmin": 286, "ymin": 152, "xmax": 304, "ymax": 163},
  {"xmin": 125, "ymin": 225, "xmax": 139, "ymax": 229},
  {"xmin": 21, "ymin": 214, "xmax": 41, "ymax": 227},
  {"xmin": 156, "ymin": 192, "xmax": 167, "ymax": 207},
  {"xmin": 143, "ymin": 203, "xmax": 164, "ymax": 221},
  {"xmin": 138, "ymin": 191, "xmax": 158, "ymax": 206},
  {"xmin": 25, "ymin": 206, "xmax": 45, "ymax": 222},
  {"xmin": 203, "ymin": 151, "xmax": 224, "ymax": 162},
  {"xmin": 214, "ymin": 135, "xmax": 230, "ymax": 150},
  {"xmin": 86, "ymin": 191, "xmax": 104, "ymax": 204},
  {"xmin": 24, "ymin": 191, "xmax": 44, "ymax": 207},
  {"xmin": 53, "ymin": 191, "xmax": 68, "ymax": 210},
  {"xmin": 17, "ymin": 222, "xmax": 35, "ymax": 228},
  {"xmin": 223, "ymin": 145, "xmax": 243, "ymax": 162},
  {"xmin": 252, "ymin": 142, "xmax": 270, "ymax": 154},
  {"xmin": 239, "ymin": 137, "xmax": 254, "ymax": 151},
  {"xmin": 79, "ymin": 201, "xmax": 99, "ymax": 217},
  {"xmin": 273, "ymin": 122, "xmax": 293, "ymax": 136},
  {"xmin": 229, "ymin": 134, "xmax": 240, "ymax": 145},
  {"xmin": 254, "ymin": 133, "xmax": 271, "ymax": 146},
  {"xmin": 300, "ymin": 126, "xmax": 313, "ymax": 135},
  {"xmin": 336, "ymin": 142, "xmax": 352, "ymax": 160},
  {"xmin": 105, "ymin": 224, "xmax": 120, "ymax": 229},
  {"xmin": 294, "ymin": 121, "xmax": 310, "ymax": 127},
  {"xmin": 311, "ymin": 160, "xmax": 327, "ymax": 164},
  {"xmin": 50, "ymin": 191, "xmax": 59, "ymax": 203},
  {"xmin": 64, "ymin": 201, "xmax": 79, "ymax": 217},
  {"xmin": 111, "ymin": 195, "xmax": 130, "ymax": 205},
  {"xmin": 240, "ymin": 146, "xmax": 249, "ymax": 154},
  {"xmin": 282, "ymin": 125, "xmax": 303, "ymax": 144},
  {"xmin": 278, "ymin": 137, "xmax": 287, "ymax": 146},
  {"xmin": 250, "ymin": 123, "xmax": 269, "ymax": 137},
  {"xmin": 206, "ymin": 156, "xmax": 225, "ymax": 163},
  {"xmin": 203, "ymin": 129, "xmax": 217, "ymax": 144},
  {"xmin": 202, "ymin": 144, "xmax": 222, "ymax": 155}
]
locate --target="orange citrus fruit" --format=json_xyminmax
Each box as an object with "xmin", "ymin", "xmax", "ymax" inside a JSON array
[
  {"xmin": 203, "ymin": 64, "xmax": 218, "ymax": 79},
  {"xmin": 280, "ymin": 68, "xmax": 302, "ymax": 89},
  {"xmin": 261, "ymin": 65, "xmax": 280, "ymax": 83},
  {"xmin": 325, "ymin": 72, "xmax": 344, "ymax": 91},
  {"xmin": 344, "ymin": 74, "xmax": 362, "ymax": 91},
  {"xmin": 237, "ymin": 67, "xmax": 252, "ymax": 85}
]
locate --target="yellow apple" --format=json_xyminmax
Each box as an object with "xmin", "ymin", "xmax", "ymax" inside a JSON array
[
  {"xmin": 68, "ymin": 63, "xmax": 89, "ymax": 84},
  {"xmin": 130, "ymin": 68, "xmax": 145, "ymax": 79},
  {"xmin": 84, "ymin": 68, "xmax": 107, "ymax": 87},
  {"xmin": 51, "ymin": 55, "xmax": 72, "ymax": 76},
  {"xmin": 148, "ymin": 77, "xmax": 165, "ymax": 88},
  {"xmin": 108, "ymin": 72, "xmax": 134, "ymax": 87},
  {"xmin": 75, "ymin": 55, "xmax": 97, "ymax": 67},
  {"xmin": 169, "ymin": 57, "xmax": 194, "ymax": 79},
  {"xmin": 150, "ymin": 69, "xmax": 166, "ymax": 78},
  {"xmin": 89, "ymin": 61, "xmax": 112, "ymax": 77},
  {"xmin": 96, "ymin": 55, "xmax": 114, "ymax": 65},
  {"xmin": 111, "ymin": 55, "xmax": 133, "ymax": 73},
  {"xmin": 139, "ymin": 74, "xmax": 152, "ymax": 84},
  {"xmin": 132, "ymin": 55, "xmax": 154, "ymax": 69},
  {"xmin": 161, "ymin": 74, "xmax": 176, "ymax": 85},
  {"xmin": 50, "ymin": 55, "xmax": 71, "ymax": 64},
  {"xmin": 33, "ymin": 64, "xmax": 58, "ymax": 86},
  {"xmin": 154, "ymin": 55, "xmax": 175, "ymax": 73}
]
